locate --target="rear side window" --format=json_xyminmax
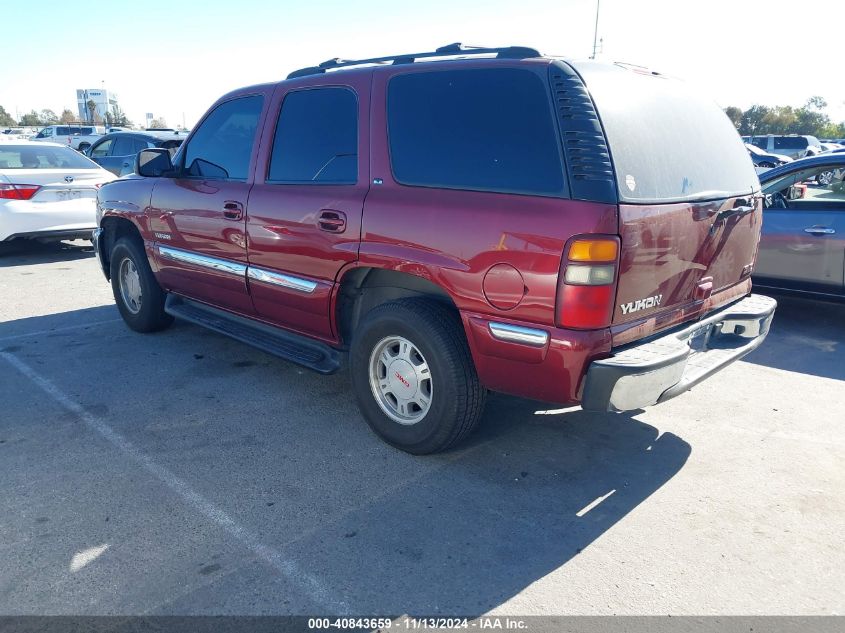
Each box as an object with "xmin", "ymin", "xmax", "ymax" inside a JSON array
[
  {"xmin": 183, "ymin": 95, "xmax": 263, "ymax": 181},
  {"xmin": 387, "ymin": 68, "xmax": 565, "ymax": 197},
  {"xmin": 267, "ymin": 88, "xmax": 357, "ymax": 184},
  {"xmin": 112, "ymin": 136, "xmax": 137, "ymax": 156},
  {"xmin": 774, "ymin": 137, "xmax": 807, "ymax": 150},
  {"xmin": 56, "ymin": 127, "xmax": 70, "ymax": 135}
]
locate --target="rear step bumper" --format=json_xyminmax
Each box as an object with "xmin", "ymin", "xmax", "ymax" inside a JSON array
[{"xmin": 581, "ymin": 294, "xmax": 777, "ymax": 412}]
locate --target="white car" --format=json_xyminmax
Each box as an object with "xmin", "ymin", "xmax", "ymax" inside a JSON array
[
  {"xmin": 0, "ymin": 142, "xmax": 115, "ymax": 242},
  {"xmin": 30, "ymin": 124, "xmax": 105, "ymax": 152}
]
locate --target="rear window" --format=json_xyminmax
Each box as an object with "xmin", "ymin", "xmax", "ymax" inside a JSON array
[
  {"xmin": 572, "ymin": 61, "xmax": 759, "ymax": 202},
  {"xmin": 0, "ymin": 145, "xmax": 99, "ymax": 169},
  {"xmin": 387, "ymin": 68, "xmax": 565, "ymax": 197}
]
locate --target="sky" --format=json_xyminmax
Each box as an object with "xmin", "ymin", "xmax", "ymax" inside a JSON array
[{"xmin": 1, "ymin": 0, "xmax": 843, "ymax": 129}]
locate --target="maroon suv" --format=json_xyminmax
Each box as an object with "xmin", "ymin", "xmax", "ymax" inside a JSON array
[{"xmin": 93, "ymin": 44, "xmax": 776, "ymax": 454}]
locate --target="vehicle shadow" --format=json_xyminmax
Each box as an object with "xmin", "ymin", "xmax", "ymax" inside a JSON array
[
  {"xmin": 0, "ymin": 239, "xmax": 94, "ymax": 268},
  {"xmin": 742, "ymin": 292, "xmax": 844, "ymax": 381},
  {"xmin": 0, "ymin": 306, "xmax": 691, "ymax": 616},
  {"xmin": 314, "ymin": 395, "xmax": 691, "ymax": 614}
]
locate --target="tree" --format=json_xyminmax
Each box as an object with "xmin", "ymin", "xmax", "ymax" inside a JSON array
[
  {"xmin": 724, "ymin": 106, "xmax": 742, "ymax": 130},
  {"xmin": 0, "ymin": 105, "xmax": 15, "ymax": 127},
  {"xmin": 86, "ymin": 99, "xmax": 98, "ymax": 123},
  {"xmin": 19, "ymin": 110, "xmax": 41, "ymax": 126},
  {"xmin": 40, "ymin": 109, "xmax": 59, "ymax": 125},
  {"xmin": 110, "ymin": 103, "xmax": 131, "ymax": 127},
  {"xmin": 59, "ymin": 109, "xmax": 76, "ymax": 123},
  {"xmin": 149, "ymin": 117, "xmax": 168, "ymax": 129}
]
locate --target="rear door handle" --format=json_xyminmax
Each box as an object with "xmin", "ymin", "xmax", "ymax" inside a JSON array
[
  {"xmin": 804, "ymin": 226, "xmax": 835, "ymax": 235},
  {"xmin": 223, "ymin": 200, "xmax": 244, "ymax": 221},
  {"xmin": 318, "ymin": 209, "xmax": 346, "ymax": 233}
]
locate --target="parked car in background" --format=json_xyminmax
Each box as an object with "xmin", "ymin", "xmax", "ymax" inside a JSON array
[
  {"xmin": 746, "ymin": 143, "xmax": 792, "ymax": 168},
  {"xmin": 819, "ymin": 142, "xmax": 844, "ymax": 153},
  {"xmin": 745, "ymin": 134, "xmax": 822, "ymax": 159},
  {"xmin": 2, "ymin": 128, "xmax": 36, "ymax": 140},
  {"xmin": 93, "ymin": 44, "xmax": 776, "ymax": 454},
  {"xmin": 31, "ymin": 125, "xmax": 105, "ymax": 152},
  {"xmin": 87, "ymin": 131, "xmax": 186, "ymax": 176},
  {"xmin": 755, "ymin": 153, "xmax": 845, "ymax": 300},
  {"xmin": 0, "ymin": 142, "xmax": 115, "ymax": 242}
]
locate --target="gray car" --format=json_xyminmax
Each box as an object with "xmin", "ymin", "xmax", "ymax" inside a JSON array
[
  {"xmin": 755, "ymin": 153, "xmax": 845, "ymax": 300},
  {"xmin": 86, "ymin": 131, "xmax": 185, "ymax": 176},
  {"xmin": 745, "ymin": 134, "xmax": 822, "ymax": 160}
]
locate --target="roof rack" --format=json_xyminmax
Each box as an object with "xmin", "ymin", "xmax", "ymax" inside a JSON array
[{"xmin": 286, "ymin": 43, "xmax": 542, "ymax": 79}]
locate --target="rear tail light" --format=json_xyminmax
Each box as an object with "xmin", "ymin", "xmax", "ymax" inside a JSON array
[
  {"xmin": 557, "ymin": 236, "xmax": 620, "ymax": 330},
  {"xmin": 0, "ymin": 184, "xmax": 41, "ymax": 200}
]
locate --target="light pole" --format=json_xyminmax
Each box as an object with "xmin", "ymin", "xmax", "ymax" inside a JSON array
[{"xmin": 590, "ymin": 0, "xmax": 601, "ymax": 59}]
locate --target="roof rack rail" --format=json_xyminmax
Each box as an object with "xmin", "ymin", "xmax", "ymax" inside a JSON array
[{"xmin": 286, "ymin": 43, "xmax": 542, "ymax": 79}]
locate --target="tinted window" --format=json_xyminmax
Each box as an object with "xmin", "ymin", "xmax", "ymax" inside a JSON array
[
  {"xmin": 751, "ymin": 137, "xmax": 768, "ymax": 149},
  {"xmin": 90, "ymin": 139, "xmax": 113, "ymax": 157},
  {"xmin": 388, "ymin": 69, "xmax": 564, "ymax": 196},
  {"xmin": 0, "ymin": 145, "xmax": 100, "ymax": 169},
  {"xmin": 183, "ymin": 96, "xmax": 263, "ymax": 181},
  {"xmin": 112, "ymin": 136, "xmax": 137, "ymax": 156},
  {"xmin": 268, "ymin": 88, "xmax": 357, "ymax": 184},
  {"xmin": 572, "ymin": 61, "xmax": 759, "ymax": 202},
  {"xmin": 80, "ymin": 127, "xmax": 94, "ymax": 135},
  {"xmin": 774, "ymin": 136, "xmax": 807, "ymax": 150},
  {"xmin": 56, "ymin": 127, "xmax": 70, "ymax": 135}
]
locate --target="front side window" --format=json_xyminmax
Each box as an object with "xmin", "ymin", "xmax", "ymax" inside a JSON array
[
  {"xmin": 387, "ymin": 68, "xmax": 565, "ymax": 196},
  {"xmin": 90, "ymin": 139, "xmax": 113, "ymax": 158},
  {"xmin": 267, "ymin": 88, "xmax": 357, "ymax": 184},
  {"xmin": 37, "ymin": 128, "xmax": 53, "ymax": 138},
  {"xmin": 182, "ymin": 96, "xmax": 263, "ymax": 181}
]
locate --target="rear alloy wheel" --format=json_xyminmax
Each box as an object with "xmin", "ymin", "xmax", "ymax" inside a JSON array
[
  {"xmin": 350, "ymin": 298, "xmax": 486, "ymax": 454},
  {"xmin": 109, "ymin": 236, "xmax": 173, "ymax": 333}
]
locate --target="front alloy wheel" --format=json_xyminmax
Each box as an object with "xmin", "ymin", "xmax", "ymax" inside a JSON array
[{"xmin": 118, "ymin": 257, "xmax": 143, "ymax": 314}]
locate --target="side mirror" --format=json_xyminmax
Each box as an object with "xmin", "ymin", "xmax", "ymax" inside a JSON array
[{"xmin": 136, "ymin": 148, "xmax": 173, "ymax": 177}]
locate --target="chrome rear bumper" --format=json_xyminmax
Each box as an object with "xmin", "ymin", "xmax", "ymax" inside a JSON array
[{"xmin": 581, "ymin": 294, "xmax": 777, "ymax": 412}]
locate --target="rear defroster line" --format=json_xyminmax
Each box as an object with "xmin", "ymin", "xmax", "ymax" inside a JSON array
[{"xmin": 0, "ymin": 350, "xmax": 349, "ymax": 615}]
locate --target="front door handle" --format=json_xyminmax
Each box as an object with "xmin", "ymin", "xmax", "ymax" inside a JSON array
[
  {"xmin": 318, "ymin": 209, "xmax": 346, "ymax": 233},
  {"xmin": 804, "ymin": 226, "xmax": 835, "ymax": 235},
  {"xmin": 223, "ymin": 201, "xmax": 244, "ymax": 221}
]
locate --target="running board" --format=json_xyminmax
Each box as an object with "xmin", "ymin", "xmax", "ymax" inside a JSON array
[{"xmin": 164, "ymin": 295, "xmax": 342, "ymax": 374}]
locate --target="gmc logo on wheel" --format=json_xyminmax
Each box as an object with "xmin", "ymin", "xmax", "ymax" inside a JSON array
[
  {"xmin": 395, "ymin": 372, "xmax": 410, "ymax": 388},
  {"xmin": 620, "ymin": 294, "xmax": 663, "ymax": 315}
]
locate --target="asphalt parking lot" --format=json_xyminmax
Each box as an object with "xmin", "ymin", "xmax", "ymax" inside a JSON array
[{"xmin": 0, "ymin": 240, "xmax": 843, "ymax": 616}]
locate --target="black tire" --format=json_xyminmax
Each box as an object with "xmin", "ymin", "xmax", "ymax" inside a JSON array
[
  {"xmin": 109, "ymin": 236, "xmax": 173, "ymax": 333},
  {"xmin": 349, "ymin": 298, "xmax": 486, "ymax": 454},
  {"xmin": 759, "ymin": 161, "xmax": 775, "ymax": 168},
  {"xmin": 78, "ymin": 143, "xmax": 90, "ymax": 153}
]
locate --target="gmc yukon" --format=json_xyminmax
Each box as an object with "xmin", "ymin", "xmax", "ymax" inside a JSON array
[{"xmin": 92, "ymin": 44, "xmax": 777, "ymax": 454}]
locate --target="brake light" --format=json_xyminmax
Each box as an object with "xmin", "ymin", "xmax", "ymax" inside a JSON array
[
  {"xmin": 557, "ymin": 236, "xmax": 620, "ymax": 330},
  {"xmin": 0, "ymin": 184, "xmax": 41, "ymax": 200}
]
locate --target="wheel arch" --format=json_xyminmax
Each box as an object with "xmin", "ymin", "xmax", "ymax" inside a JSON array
[
  {"xmin": 98, "ymin": 215, "xmax": 145, "ymax": 281},
  {"xmin": 335, "ymin": 266, "xmax": 460, "ymax": 345}
]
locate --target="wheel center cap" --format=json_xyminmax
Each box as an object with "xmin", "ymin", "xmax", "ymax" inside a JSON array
[{"xmin": 387, "ymin": 359, "xmax": 417, "ymax": 398}]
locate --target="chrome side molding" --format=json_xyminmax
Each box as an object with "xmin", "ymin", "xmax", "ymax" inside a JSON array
[
  {"xmin": 158, "ymin": 246, "xmax": 247, "ymax": 276},
  {"xmin": 488, "ymin": 322, "xmax": 549, "ymax": 347},
  {"xmin": 157, "ymin": 246, "xmax": 317, "ymax": 294},
  {"xmin": 247, "ymin": 266, "xmax": 318, "ymax": 293}
]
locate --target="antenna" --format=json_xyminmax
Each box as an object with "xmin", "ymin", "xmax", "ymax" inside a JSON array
[{"xmin": 590, "ymin": 0, "xmax": 601, "ymax": 59}]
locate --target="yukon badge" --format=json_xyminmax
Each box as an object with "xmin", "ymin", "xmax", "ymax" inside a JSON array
[{"xmin": 620, "ymin": 294, "xmax": 663, "ymax": 315}]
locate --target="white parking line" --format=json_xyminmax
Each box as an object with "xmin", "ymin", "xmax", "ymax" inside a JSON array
[
  {"xmin": 0, "ymin": 350, "xmax": 348, "ymax": 614},
  {"xmin": 0, "ymin": 319, "xmax": 122, "ymax": 343}
]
